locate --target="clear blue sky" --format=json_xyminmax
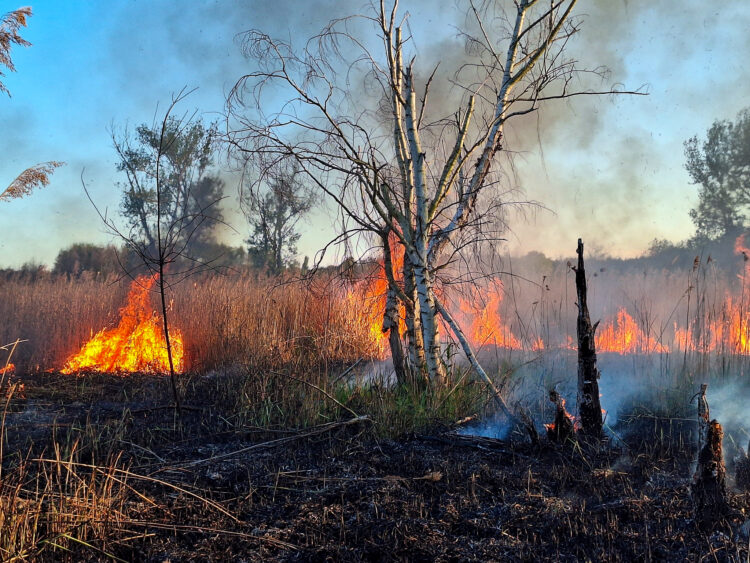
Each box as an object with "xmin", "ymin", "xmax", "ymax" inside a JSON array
[{"xmin": 1, "ymin": 1, "xmax": 748, "ymax": 267}]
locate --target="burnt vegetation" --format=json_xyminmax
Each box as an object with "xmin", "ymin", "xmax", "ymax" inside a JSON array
[
  {"xmin": 4, "ymin": 240, "xmax": 750, "ymax": 560},
  {"xmin": 5, "ymin": 1, "xmax": 750, "ymax": 562}
]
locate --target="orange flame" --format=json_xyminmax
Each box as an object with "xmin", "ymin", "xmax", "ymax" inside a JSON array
[
  {"xmin": 61, "ymin": 275, "xmax": 184, "ymax": 374},
  {"xmin": 675, "ymin": 297, "xmax": 750, "ymax": 355},
  {"xmin": 458, "ymin": 281, "xmax": 522, "ymax": 350},
  {"xmin": 674, "ymin": 236, "xmax": 750, "ymax": 355},
  {"xmin": 596, "ymin": 308, "xmax": 667, "ymax": 354},
  {"xmin": 0, "ymin": 363, "xmax": 15, "ymax": 376},
  {"xmin": 544, "ymin": 396, "xmax": 581, "ymax": 433},
  {"xmin": 348, "ymin": 235, "xmax": 406, "ymax": 359}
]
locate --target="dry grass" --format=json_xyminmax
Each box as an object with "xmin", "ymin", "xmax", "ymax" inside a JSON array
[
  {"xmin": 0, "ymin": 271, "xmax": 377, "ymax": 374},
  {"xmin": 3, "ymin": 266, "xmax": 750, "ymax": 559},
  {"xmin": 0, "ymin": 273, "xmax": 125, "ymax": 372},
  {"xmin": 0, "ymin": 445, "xmax": 129, "ymax": 561},
  {"xmin": 173, "ymin": 273, "xmax": 376, "ymax": 372}
]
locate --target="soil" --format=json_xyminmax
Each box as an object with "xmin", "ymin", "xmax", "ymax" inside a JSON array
[{"xmin": 4, "ymin": 373, "xmax": 750, "ymax": 562}]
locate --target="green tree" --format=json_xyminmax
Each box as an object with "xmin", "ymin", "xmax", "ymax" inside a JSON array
[
  {"xmin": 244, "ymin": 162, "xmax": 314, "ymax": 274},
  {"xmin": 90, "ymin": 90, "xmax": 218, "ymax": 413},
  {"xmin": 685, "ymin": 108, "xmax": 750, "ymax": 240},
  {"xmin": 113, "ymin": 116, "xmax": 224, "ymax": 257},
  {"xmin": 53, "ymin": 243, "xmax": 122, "ymax": 277}
]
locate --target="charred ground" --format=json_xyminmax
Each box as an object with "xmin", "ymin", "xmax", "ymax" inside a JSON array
[{"xmin": 3, "ymin": 372, "xmax": 750, "ymax": 562}]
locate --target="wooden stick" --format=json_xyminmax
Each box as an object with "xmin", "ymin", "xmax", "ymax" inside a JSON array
[{"xmin": 173, "ymin": 416, "xmax": 371, "ymax": 469}]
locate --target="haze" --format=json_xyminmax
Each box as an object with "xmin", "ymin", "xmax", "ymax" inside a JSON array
[{"xmin": 1, "ymin": 0, "xmax": 746, "ymax": 267}]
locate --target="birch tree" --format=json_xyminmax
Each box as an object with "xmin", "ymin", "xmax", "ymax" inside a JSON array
[{"xmin": 227, "ymin": 0, "xmax": 630, "ymax": 388}]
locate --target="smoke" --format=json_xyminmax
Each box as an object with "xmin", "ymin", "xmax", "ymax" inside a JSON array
[
  {"xmin": 504, "ymin": 0, "xmax": 750, "ymax": 258},
  {"xmin": 4, "ymin": 0, "xmax": 750, "ymax": 267}
]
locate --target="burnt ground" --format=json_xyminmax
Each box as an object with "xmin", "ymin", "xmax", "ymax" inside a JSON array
[{"xmin": 4, "ymin": 373, "xmax": 750, "ymax": 561}]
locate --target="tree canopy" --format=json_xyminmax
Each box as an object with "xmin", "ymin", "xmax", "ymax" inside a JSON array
[
  {"xmin": 244, "ymin": 162, "xmax": 314, "ymax": 274},
  {"xmin": 685, "ymin": 108, "xmax": 750, "ymax": 241},
  {"xmin": 113, "ymin": 116, "xmax": 224, "ymax": 258}
]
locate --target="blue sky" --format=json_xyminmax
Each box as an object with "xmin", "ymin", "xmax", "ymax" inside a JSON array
[{"xmin": 1, "ymin": 1, "xmax": 748, "ymax": 268}]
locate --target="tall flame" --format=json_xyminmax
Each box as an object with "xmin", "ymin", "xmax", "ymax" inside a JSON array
[
  {"xmin": 347, "ymin": 233, "xmax": 750, "ymax": 358},
  {"xmin": 62, "ymin": 275, "xmax": 184, "ymax": 374},
  {"xmin": 347, "ymin": 235, "xmax": 406, "ymax": 359},
  {"xmin": 458, "ymin": 281, "xmax": 522, "ymax": 350},
  {"xmin": 674, "ymin": 236, "xmax": 750, "ymax": 355},
  {"xmin": 596, "ymin": 308, "xmax": 667, "ymax": 354}
]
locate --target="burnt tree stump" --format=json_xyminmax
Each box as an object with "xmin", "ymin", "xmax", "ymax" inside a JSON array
[
  {"xmin": 546, "ymin": 390, "xmax": 575, "ymax": 443},
  {"xmin": 692, "ymin": 419, "xmax": 730, "ymax": 529},
  {"xmin": 574, "ymin": 239, "xmax": 603, "ymax": 437}
]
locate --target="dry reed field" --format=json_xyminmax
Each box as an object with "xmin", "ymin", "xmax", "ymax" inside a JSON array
[
  {"xmin": 0, "ymin": 272, "xmax": 378, "ymax": 374},
  {"xmin": 2, "ymin": 265, "xmax": 750, "ymax": 560},
  {"xmin": 6, "ymin": 0, "xmax": 750, "ymax": 558}
]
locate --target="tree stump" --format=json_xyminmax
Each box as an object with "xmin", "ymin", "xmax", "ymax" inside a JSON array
[
  {"xmin": 546, "ymin": 390, "xmax": 575, "ymax": 443},
  {"xmin": 696, "ymin": 383, "xmax": 709, "ymax": 454},
  {"xmin": 692, "ymin": 419, "xmax": 730, "ymax": 529},
  {"xmin": 574, "ymin": 239, "xmax": 603, "ymax": 437}
]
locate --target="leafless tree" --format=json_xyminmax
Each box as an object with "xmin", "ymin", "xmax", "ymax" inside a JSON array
[{"xmin": 227, "ymin": 1, "xmax": 639, "ymax": 402}]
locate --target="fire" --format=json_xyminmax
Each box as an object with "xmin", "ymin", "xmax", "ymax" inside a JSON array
[
  {"xmin": 0, "ymin": 363, "xmax": 14, "ymax": 376},
  {"xmin": 675, "ymin": 297, "xmax": 750, "ymax": 355},
  {"xmin": 544, "ymin": 392, "xmax": 579, "ymax": 441},
  {"xmin": 596, "ymin": 308, "xmax": 667, "ymax": 354},
  {"xmin": 350, "ymin": 235, "xmax": 750, "ymax": 359},
  {"xmin": 62, "ymin": 275, "xmax": 184, "ymax": 374},
  {"xmin": 458, "ymin": 281, "xmax": 522, "ymax": 350},
  {"xmin": 674, "ymin": 236, "xmax": 750, "ymax": 355},
  {"xmin": 347, "ymin": 234, "xmax": 406, "ymax": 359}
]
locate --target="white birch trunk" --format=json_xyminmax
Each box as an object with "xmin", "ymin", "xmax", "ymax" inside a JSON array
[{"xmin": 403, "ymin": 252, "xmax": 427, "ymax": 378}]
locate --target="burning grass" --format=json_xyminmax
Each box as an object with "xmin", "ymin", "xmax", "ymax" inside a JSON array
[
  {"xmin": 0, "ymin": 271, "xmax": 378, "ymax": 375},
  {"xmin": 62, "ymin": 275, "xmax": 184, "ymax": 374},
  {"xmin": 4, "ymin": 246, "xmax": 750, "ymax": 558}
]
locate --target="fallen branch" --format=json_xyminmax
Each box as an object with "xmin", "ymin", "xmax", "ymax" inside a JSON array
[
  {"xmin": 120, "ymin": 521, "xmax": 299, "ymax": 550},
  {"xmin": 173, "ymin": 415, "xmax": 372, "ymax": 469},
  {"xmin": 330, "ymin": 358, "xmax": 363, "ymax": 385},
  {"xmin": 434, "ymin": 299, "xmax": 515, "ymax": 421},
  {"xmin": 416, "ymin": 433, "xmax": 534, "ymax": 461},
  {"xmin": 271, "ymin": 370, "xmax": 359, "ymax": 418}
]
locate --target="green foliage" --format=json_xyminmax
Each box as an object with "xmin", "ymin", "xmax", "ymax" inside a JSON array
[
  {"xmin": 53, "ymin": 243, "xmax": 123, "ymax": 277},
  {"xmin": 245, "ymin": 162, "xmax": 314, "ymax": 275},
  {"xmin": 186, "ymin": 241, "xmax": 246, "ymax": 269},
  {"xmin": 645, "ymin": 237, "xmax": 684, "ymax": 257},
  {"xmin": 114, "ymin": 117, "xmax": 224, "ymax": 255},
  {"xmin": 341, "ymin": 376, "xmax": 485, "ymax": 437},
  {"xmin": 685, "ymin": 108, "xmax": 750, "ymax": 240}
]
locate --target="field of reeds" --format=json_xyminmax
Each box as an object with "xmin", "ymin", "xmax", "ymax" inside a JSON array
[
  {"xmin": 0, "ymin": 271, "xmax": 378, "ymax": 374},
  {"xmin": 2, "ymin": 262, "xmax": 750, "ymax": 560}
]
